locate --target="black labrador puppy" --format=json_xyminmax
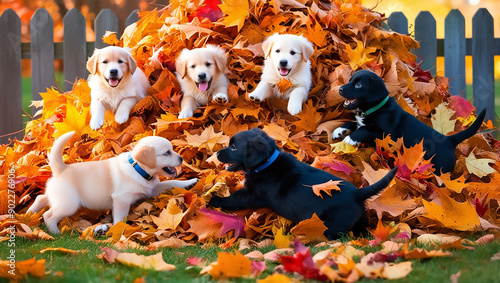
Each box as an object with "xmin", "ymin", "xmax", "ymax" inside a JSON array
[
  {"xmin": 209, "ymin": 128, "xmax": 397, "ymax": 240},
  {"xmin": 334, "ymin": 70, "xmax": 486, "ymax": 174}
]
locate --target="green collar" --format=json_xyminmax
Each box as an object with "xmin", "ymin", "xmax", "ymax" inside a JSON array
[{"xmin": 355, "ymin": 96, "xmax": 389, "ymax": 117}]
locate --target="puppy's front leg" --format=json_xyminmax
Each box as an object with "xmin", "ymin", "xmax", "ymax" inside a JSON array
[
  {"xmin": 150, "ymin": 178, "xmax": 199, "ymax": 197},
  {"xmin": 344, "ymin": 126, "xmax": 383, "ymax": 146},
  {"xmin": 248, "ymin": 81, "xmax": 272, "ymax": 103},
  {"xmin": 212, "ymin": 78, "xmax": 229, "ymax": 103},
  {"xmin": 209, "ymin": 188, "xmax": 266, "ymax": 211},
  {"xmin": 115, "ymin": 97, "xmax": 137, "ymax": 124},
  {"xmin": 287, "ymin": 86, "xmax": 309, "ymax": 115},
  {"xmin": 333, "ymin": 122, "xmax": 357, "ymax": 140},
  {"xmin": 111, "ymin": 194, "xmax": 133, "ymax": 224},
  {"xmin": 179, "ymin": 95, "xmax": 198, "ymax": 119},
  {"xmin": 90, "ymin": 100, "xmax": 106, "ymax": 130}
]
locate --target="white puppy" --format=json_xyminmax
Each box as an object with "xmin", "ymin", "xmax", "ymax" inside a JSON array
[
  {"xmin": 27, "ymin": 131, "xmax": 198, "ymax": 234},
  {"xmin": 87, "ymin": 46, "xmax": 150, "ymax": 130},
  {"xmin": 248, "ymin": 34, "xmax": 314, "ymax": 115},
  {"xmin": 175, "ymin": 45, "xmax": 229, "ymax": 119}
]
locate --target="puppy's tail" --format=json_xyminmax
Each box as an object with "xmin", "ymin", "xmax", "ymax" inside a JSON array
[
  {"xmin": 49, "ymin": 131, "xmax": 75, "ymax": 176},
  {"xmin": 447, "ymin": 109, "xmax": 486, "ymax": 147},
  {"xmin": 355, "ymin": 167, "xmax": 398, "ymax": 201}
]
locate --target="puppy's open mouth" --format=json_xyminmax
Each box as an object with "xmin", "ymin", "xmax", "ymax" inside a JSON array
[
  {"xmin": 278, "ymin": 67, "xmax": 291, "ymax": 76},
  {"xmin": 196, "ymin": 79, "xmax": 212, "ymax": 92},
  {"xmin": 225, "ymin": 163, "xmax": 240, "ymax": 172},
  {"xmin": 106, "ymin": 77, "xmax": 121, "ymax": 87},
  {"xmin": 163, "ymin": 167, "xmax": 177, "ymax": 176},
  {"xmin": 343, "ymin": 98, "xmax": 358, "ymax": 108}
]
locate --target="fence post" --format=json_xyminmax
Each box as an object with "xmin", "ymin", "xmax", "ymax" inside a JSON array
[
  {"xmin": 63, "ymin": 8, "xmax": 87, "ymax": 91},
  {"xmin": 0, "ymin": 9, "xmax": 22, "ymax": 144},
  {"xmin": 387, "ymin": 12, "xmax": 408, "ymax": 35},
  {"xmin": 444, "ymin": 10, "xmax": 466, "ymax": 97},
  {"xmin": 126, "ymin": 9, "xmax": 140, "ymax": 27},
  {"xmin": 414, "ymin": 11, "xmax": 437, "ymax": 76},
  {"xmin": 30, "ymin": 8, "xmax": 55, "ymax": 112},
  {"xmin": 472, "ymin": 8, "xmax": 495, "ymax": 123},
  {"xmin": 94, "ymin": 9, "xmax": 119, "ymax": 49}
]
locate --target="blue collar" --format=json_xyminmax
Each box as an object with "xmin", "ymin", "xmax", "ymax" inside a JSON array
[
  {"xmin": 128, "ymin": 155, "xmax": 154, "ymax": 181},
  {"xmin": 251, "ymin": 149, "xmax": 280, "ymax": 173}
]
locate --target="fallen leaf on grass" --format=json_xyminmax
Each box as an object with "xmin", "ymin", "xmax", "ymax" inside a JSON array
[
  {"xmin": 206, "ymin": 250, "xmax": 252, "ymax": 279},
  {"xmin": 0, "ymin": 258, "xmax": 45, "ymax": 281},
  {"xmin": 39, "ymin": 247, "xmax": 88, "ymax": 255},
  {"xmin": 290, "ymin": 213, "xmax": 328, "ymax": 244},
  {"xmin": 258, "ymin": 273, "xmax": 294, "ymax": 283},
  {"xmin": 273, "ymin": 227, "xmax": 293, "ymax": 248},
  {"xmin": 97, "ymin": 247, "xmax": 175, "ymax": 271},
  {"xmin": 279, "ymin": 239, "xmax": 328, "ymax": 281},
  {"xmin": 400, "ymin": 244, "xmax": 452, "ymax": 259}
]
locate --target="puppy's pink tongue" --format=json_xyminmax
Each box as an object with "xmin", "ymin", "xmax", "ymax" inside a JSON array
[
  {"xmin": 198, "ymin": 81, "xmax": 209, "ymax": 91},
  {"xmin": 108, "ymin": 78, "xmax": 119, "ymax": 87},
  {"xmin": 279, "ymin": 68, "xmax": 289, "ymax": 76}
]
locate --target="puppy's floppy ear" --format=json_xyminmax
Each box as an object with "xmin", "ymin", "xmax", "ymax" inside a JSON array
[
  {"xmin": 244, "ymin": 128, "xmax": 276, "ymax": 169},
  {"xmin": 210, "ymin": 45, "xmax": 227, "ymax": 72},
  {"xmin": 132, "ymin": 145, "xmax": 157, "ymax": 169},
  {"xmin": 369, "ymin": 73, "xmax": 389, "ymax": 97},
  {"xmin": 124, "ymin": 48, "xmax": 137, "ymax": 75},
  {"xmin": 262, "ymin": 34, "xmax": 277, "ymax": 59},
  {"xmin": 86, "ymin": 49, "xmax": 100, "ymax": 75},
  {"xmin": 175, "ymin": 49, "xmax": 189, "ymax": 79},
  {"xmin": 299, "ymin": 36, "xmax": 314, "ymax": 62}
]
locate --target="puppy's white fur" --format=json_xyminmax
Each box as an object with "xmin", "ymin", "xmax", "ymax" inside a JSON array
[
  {"xmin": 27, "ymin": 131, "xmax": 198, "ymax": 234},
  {"xmin": 248, "ymin": 34, "xmax": 314, "ymax": 115},
  {"xmin": 175, "ymin": 45, "xmax": 229, "ymax": 119},
  {"xmin": 87, "ymin": 46, "xmax": 150, "ymax": 130}
]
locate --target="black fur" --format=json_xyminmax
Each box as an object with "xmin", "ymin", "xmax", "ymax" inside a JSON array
[
  {"xmin": 337, "ymin": 70, "xmax": 486, "ymax": 174},
  {"xmin": 209, "ymin": 128, "xmax": 397, "ymax": 240}
]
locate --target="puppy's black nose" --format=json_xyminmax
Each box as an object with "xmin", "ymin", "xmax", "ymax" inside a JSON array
[
  {"xmin": 178, "ymin": 156, "xmax": 183, "ymax": 163},
  {"xmin": 339, "ymin": 87, "xmax": 343, "ymax": 95},
  {"xmin": 198, "ymin": 73, "xmax": 207, "ymax": 80},
  {"xmin": 279, "ymin": 60, "xmax": 288, "ymax": 67},
  {"xmin": 110, "ymin": 69, "xmax": 118, "ymax": 76}
]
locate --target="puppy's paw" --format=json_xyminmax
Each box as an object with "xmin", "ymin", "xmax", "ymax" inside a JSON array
[
  {"xmin": 114, "ymin": 111, "xmax": 130, "ymax": 124},
  {"xmin": 213, "ymin": 93, "xmax": 228, "ymax": 103},
  {"xmin": 248, "ymin": 93, "xmax": 261, "ymax": 103},
  {"xmin": 332, "ymin": 127, "xmax": 351, "ymax": 139},
  {"xmin": 287, "ymin": 102, "xmax": 303, "ymax": 116},
  {"xmin": 94, "ymin": 224, "xmax": 110, "ymax": 235},
  {"xmin": 90, "ymin": 117, "xmax": 104, "ymax": 130},
  {"xmin": 343, "ymin": 136, "xmax": 360, "ymax": 146},
  {"xmin": 178, "ymin": 109, "xmax": 194, "ymax": 119},
  {"xmin": 183, "ymin": 178, "xmax": 199, "ymax": 189}
]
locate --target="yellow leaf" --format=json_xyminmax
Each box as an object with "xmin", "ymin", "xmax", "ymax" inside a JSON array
[
  {"xmin": 185, "ymin": 125, "xmax": 230, "ymax": 152},
  {"xmin": 330, "ymin": 141, "xmax": 358, "ymax": 154},
  {"xmin": 311, "ymin": 180, "xmax": 342, "ymax": 199},
  {"xmin": 102, "ymin": 31, "xmax": 120, "ymax": 46},
  {"xmin": 464, "ymin": 152, "xmax": 496, "ymax": 178},
  {"xmin": 116, "ymin": 251, "xmax": 175, "ymax": 271},
  {"xmin": 53, "ymin": 102, "xmax": 96, "ymax": 139},
  {"xmin": 208, "ymin": 250, "xmax": 252, "ymax": 279},
  {"xmin": 422, "ymin": 188, "xmax": 481, "ymax": 231},
  {"xmin": 431, "ymin": 103, "xmax": 456, "ymax": 135},
  {"xmin": 381, "ymin": 261, "xmax": 413, "ymax": 280},
  {"xmin": 151, "ymin": 198, "xmax": 189, "ymax": 231},
  {"xmin": 39, "ymin": 247, "xmax": 87, "ymax": 255},
  {"xmin": 106, "ymin": 222, "xmax": 141, "ymax": 244},
  {"xmin": 40, "ymin": 87, "xmax": 67, "ymax": 119},
  {"xmin": 218, "ymin": 0, "xmax": 250, "ymax": 31},
  {"xmin": 258, "ymin": 273, "xmax": 294, "ymax": 283},
  {"xmin": 273, "ymin": 227, "xmax": 292, "ymax": 249},
  {"xmin": 344, "ymin": 40, "xmax": 377, "ymax": 70}
]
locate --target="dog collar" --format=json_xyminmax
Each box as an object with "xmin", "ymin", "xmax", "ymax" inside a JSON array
[
  {"xmin": 356, "ymin": 96, "xmax": 390, "ymax": 117},
  {"xmin": 252, "ymin": 149, "xmax": 280, "ymax": 173},
  {"xmin": 128, "ymin": 155, "xmax": 154, "ymax": 181}
]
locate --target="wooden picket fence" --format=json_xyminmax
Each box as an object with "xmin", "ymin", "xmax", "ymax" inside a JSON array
[{"xmin": 0, "ymin": 8, "xmax": 499, "ymax": 144}]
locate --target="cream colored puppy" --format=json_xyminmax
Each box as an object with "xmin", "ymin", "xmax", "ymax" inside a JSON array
[
  {"xmin": 175, "ymin": 45, "xmax": 228, "ymax": 119},
  {"xmin": 248, "ymin": 34, "xmax": 314, "ymax": 115},
  {"xmin": 87, "ymin": 46, "xmax": 150, "ymax": 130},
  {"xmin": 27, "ymin": 131, "xmax": 198, "ymax": 234}
]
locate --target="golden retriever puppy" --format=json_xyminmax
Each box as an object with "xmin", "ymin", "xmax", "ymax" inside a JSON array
[
  {"xmin": 27, "ymin": 131, "xmax": 198, "ymax": 234},
  {"xmin": 87, "ymin": 46, "xmax": 150, "ymax": 130},
  {"xmin": 248, "ymin": 34, "xmax": 314, "ymax": 115},
  {"xmin": 175, "ymin": 45, "xmax": 229, "ymax": 118}
]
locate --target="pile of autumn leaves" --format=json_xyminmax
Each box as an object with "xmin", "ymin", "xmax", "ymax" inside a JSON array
[{"xmin": 1, "ymin": 0, "xmax": 500, "ymax": 281}]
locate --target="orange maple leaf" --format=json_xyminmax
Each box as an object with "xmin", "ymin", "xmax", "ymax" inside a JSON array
[
  {"xmin": 208, "ymin": 250, "xmax": 252, "ymax": 279},
  {"xmin": 311, "ymin": 180, "xmax": 342, "ymax": 199},
  {"xmin": 290, "ymin": 213, "xmax": 328, "ymax": 244},
  {"xmin": 276, "ymin": 78, "xmax": 294, "ymax": 94}
]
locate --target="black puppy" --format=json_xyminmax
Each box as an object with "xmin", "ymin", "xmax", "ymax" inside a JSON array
[
  {"xmin": 209, "ymin": 128, "xmax": 397, "ymax": 240},
  {"xmin": 334, "ymin": 70, "xmax": 486, "ymax": 174}
]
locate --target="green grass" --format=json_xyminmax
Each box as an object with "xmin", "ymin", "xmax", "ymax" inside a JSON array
[{"xmin": 1, "ymin": 232, "xmax": 499, "ymax": 283}]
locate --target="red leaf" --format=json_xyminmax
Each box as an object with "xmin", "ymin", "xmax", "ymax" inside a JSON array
[
  {"xmin": 198, "ymin": 208, "xmax": 245, "ymax": 238},
  {"xmin": 188, "ymin": 0, "xmax": 224, "ymax": 22},
  {"xmin": 448, "ymin": 95, "xmax": 475, "ymax": 118},
  {"xmin": 279, "ymin": 239, "xmax": 328, "ymax": 281}
]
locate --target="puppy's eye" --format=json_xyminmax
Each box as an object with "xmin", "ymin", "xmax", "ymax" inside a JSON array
[
  {"xmin": 164, "ymin": 151, "xmax": 171, "ymax": 156},
  {"xmin": 230, "ymin": 144, "xmax": 237, "ymax": 151},
  {"xmin": 355, "ymin": 82, "xmax": 362, "ymax": 89},
  {"xmin": 290, "ymin": 50, "xmax": 296, "ymax": 55},
  {"xmin": 205, "ymin": 62, "xmax": 211, "ymax": 67},
  {"xmin": 102, "ymin": 60, "xmax": 108, "ymax": 64},
  {"xmin": 118, "ymin": 59, "xmax": 124, "ymax": 64},
  {"xmin": 190, "ymin": 65, "xmax": 195, "ymax": 69},
  {"xmin": 275, "ymin": 49, "xmax": 280, "ymax": 53}
]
